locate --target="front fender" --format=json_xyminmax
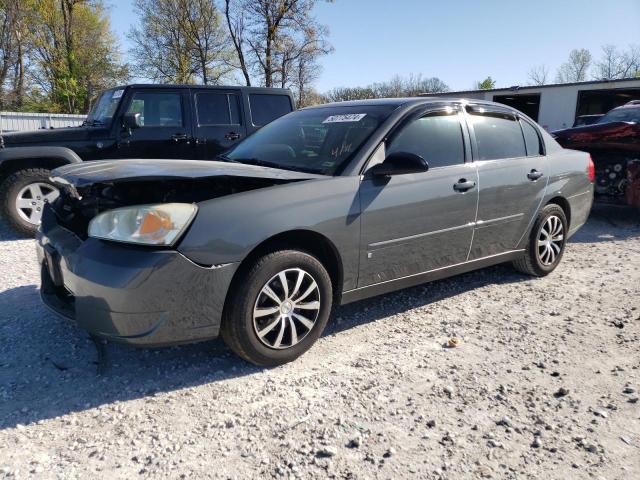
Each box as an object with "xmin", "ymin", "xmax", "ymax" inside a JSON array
[
  {"xmin": 178, "ymin": 176, "xmax": 361, "ymax": 290},
  {"xmin": 0, "ymin": 146, "xmax": 82, "ymax": 171}
]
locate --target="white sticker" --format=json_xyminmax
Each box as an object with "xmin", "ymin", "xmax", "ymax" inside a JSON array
[
  {"xmin": 322, "ymin": 113, "xmax": 367, "ymax": 123},
  {"xmin": 112, "ymin": 89, "xmax": 124, "ymax": 99}
]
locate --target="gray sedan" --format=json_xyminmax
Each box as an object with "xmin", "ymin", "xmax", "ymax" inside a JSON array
[{"xmin": 37, "ymin": 98, "xmax": 594, "ymax": 365}]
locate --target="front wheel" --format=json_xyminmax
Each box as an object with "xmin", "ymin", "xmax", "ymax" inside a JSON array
[
  {"xmin": 512, "ymin": 203, "xmax": 568, "ymax": 276},
  {"xmin": 0, "ymin": 168, "xmax": 59, "ymax": 237},
  {"xmin": 221, "ymin": 250, "xmax": 333, "ymax": 366}
]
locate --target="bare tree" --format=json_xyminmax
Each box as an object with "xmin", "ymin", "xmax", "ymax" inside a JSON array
[
  {"xmin": 325, "ymin": 74, "xmax": 449, "ymax": 102},
  {"xmin": 527, "ymin": 65, "xmax": 549, "ymax": 85},
  {"xmin": 555, "ymin": 48, "xmax": 592, "ymax": 83},
  {"xmin": 224, "ymin": 0, "xmax": 251, "ymax": 85},
  {"xmin": 594, "ymin": 44, "xmax": 640, "ymax": 79},
  {"xmin": 129, "ymin": 0, "xmax": 232, "ymax": 84}
]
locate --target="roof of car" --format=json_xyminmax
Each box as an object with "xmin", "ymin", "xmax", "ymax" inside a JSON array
[
  {"xmin": 302, "ymin": 97, "xmax": 517, "ymax": 110},
  {"xmin": 109, "ymin": 84, "xmax": 292, "ymax": 94}
]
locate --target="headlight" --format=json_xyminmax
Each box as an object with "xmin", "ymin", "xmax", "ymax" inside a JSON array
[{"xmin": 88, "ymin": 203, "xmax": 197, "ymax": 246}]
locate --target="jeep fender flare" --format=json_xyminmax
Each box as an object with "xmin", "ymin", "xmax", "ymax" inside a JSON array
[{"xmin": 0, "ymin": 146, "xmax": 82, "ymax": 179}]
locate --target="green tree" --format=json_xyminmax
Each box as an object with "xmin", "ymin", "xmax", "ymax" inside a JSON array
[
  {"xmin": 29, "ymin": 0, "xmax": 129, "ymax": 113},
  {"xmin": 475, "ymin": 76, "xmax": 496, "ymax": 90}
]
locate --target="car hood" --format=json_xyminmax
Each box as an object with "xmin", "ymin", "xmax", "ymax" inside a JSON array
[
  {"xmin": 1, "ymin": 126, "xmax": 91, "ymax": 146},
  {"xmin": 51, "ymin": 159, "xmax": 324, "ymax": 188}
]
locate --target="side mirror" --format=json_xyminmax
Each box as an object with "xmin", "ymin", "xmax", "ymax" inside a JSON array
[
  {"xmin": 123, "ymin": 112, "xmax": 142, "ymax": 130},
  {"xmin": 370, "ymin": 152, "xmax": 429, "ymax": 177}
]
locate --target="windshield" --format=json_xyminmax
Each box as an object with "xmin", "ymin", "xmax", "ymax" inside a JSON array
[
  {"xmin": 596, "ymin": 107, "xmax": 640, "ymax": 124},
  {"xmin": 85, "ymin": 88, "xmax": 124, "ymax": 126},
  {"xmin": 225, "ymin": 105, "xmax": 396, "ymax": 175}
]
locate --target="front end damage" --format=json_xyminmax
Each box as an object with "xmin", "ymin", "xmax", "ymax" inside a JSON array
[{"xmin": 37, "ymin": 159, "xmax": 321, "ymax": 346}]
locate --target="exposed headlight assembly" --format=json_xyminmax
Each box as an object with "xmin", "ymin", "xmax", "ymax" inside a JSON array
[{"xmin": 88, "ymin": 203, "xmax": 197, "ymax": 246}]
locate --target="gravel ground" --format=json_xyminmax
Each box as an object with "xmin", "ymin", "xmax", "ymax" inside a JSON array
[{"xmin": 0, "ymin": 205, "xmax": 639, "ymax": 479}]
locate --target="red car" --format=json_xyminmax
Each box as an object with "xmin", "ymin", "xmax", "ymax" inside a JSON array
[{"xmin": 552, "ymin": 100, "xmax": 640, "ymax": 208}]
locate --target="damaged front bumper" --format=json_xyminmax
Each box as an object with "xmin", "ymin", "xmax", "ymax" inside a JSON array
[{"xmin": 36, "ymin": 209, "xmax": 238, "ymax": 346}]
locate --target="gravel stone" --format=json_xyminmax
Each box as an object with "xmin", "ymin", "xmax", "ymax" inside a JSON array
[{"xmin": 0, "ymin": 206, "xmax": 638, "ymax": 478}]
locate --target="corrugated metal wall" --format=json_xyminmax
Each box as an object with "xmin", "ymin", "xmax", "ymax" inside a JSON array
[{"xmin": 0, "ymin": 112, "xmax": 87, "ymax": 133}]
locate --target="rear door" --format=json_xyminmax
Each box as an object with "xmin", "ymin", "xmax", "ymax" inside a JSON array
[
  {"xmin": 465, "ymin": 105, "xmax": 548, "ymax": 259},
  {"xmin": 358, "ymin": 106, "xmax": 478, "ymax": 286},
  {"xmin": 117, "ymin": 88, "xmax": 193, "ymax": 159},
  {"xmin": 192, "ymin": 89, "xmax": 247, "ymax": 160}
]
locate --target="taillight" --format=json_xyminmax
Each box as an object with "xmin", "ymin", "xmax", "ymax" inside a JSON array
[{"xmin": 587, "ymin": 155, "xmax": 595, "ymax": 183}]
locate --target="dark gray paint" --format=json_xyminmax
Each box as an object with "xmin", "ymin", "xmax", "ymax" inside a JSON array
[{"xmin": 39, "ymin": 98, "xmax": 594, "ymax": 346}]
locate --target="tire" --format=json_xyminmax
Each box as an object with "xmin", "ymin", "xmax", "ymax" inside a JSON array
[
  {"xmin": 221, "ymin": 250, "xmax": 333, "ymax": 366},
  {"xmin": 512, "ymin": 203, "xmax": 568, "ymax": 277},
  {"xmin": 0, "ymin": 168, "xmax": 59, "ymax": 237}
]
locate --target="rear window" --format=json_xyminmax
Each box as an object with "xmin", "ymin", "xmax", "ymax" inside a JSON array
[
  {"xmin": 195, "ymin": 92, "xmax": 241, "ymax": 126},
  {"xmin": 520, "ymin": 119, "xmax": 543, "ymax": 156},
  {"xmin": 467, "ymin": 107, "xmax": 526, "ymax": 160},
  {"xmin": 249, "ymin": 94, "xmax": 292, "ymax": 126}
]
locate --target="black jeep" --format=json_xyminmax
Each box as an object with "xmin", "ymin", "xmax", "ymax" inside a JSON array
[{"xmin": 0, "ymin": 84, "xmax": 295, "ymax": 235}]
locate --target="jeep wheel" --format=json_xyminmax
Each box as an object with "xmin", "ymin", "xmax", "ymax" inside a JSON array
[{"xmin": 0, "ymin": 168, "xmax": 59, "ymax": 237}]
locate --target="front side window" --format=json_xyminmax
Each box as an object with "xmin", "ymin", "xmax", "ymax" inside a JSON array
[
  {"xmin": 386, "ymin": 111, "xmax": 465, "ymax": 169},
  {"xmin": 126, "ymin": 92, "xmax": 183, "ymax": 127},
  {"xmin": 521, "ymin": 119, "xmax": 543, "ymax": 156},
  {"xmin": 249, "ymin": 94, "xmax": 292, "ymax": 126},
  {"xmin": 226, "ymin": 105, "xmax": 395, "ymax": 175},
  {"xmin": 196, "ymin": 93, "xmax": 241, "ymax": 126},
  {"xmin": 468, "ymin": 108, "xmax": 526, "ymax": 160}
]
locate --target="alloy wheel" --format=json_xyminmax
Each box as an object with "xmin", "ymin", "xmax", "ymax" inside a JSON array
[
  {"xmin": 252, "ymin": 268, "xmax": 321, "ymax": 349},
  {"xmin": 15, "ymin": 182, "xmax": 59, "ymax": 225},
  {"xmin": 537, "ymin": 215, "xmax": 564, "ymax": 266}
]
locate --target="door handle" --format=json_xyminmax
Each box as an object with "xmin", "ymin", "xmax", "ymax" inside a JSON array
[
  {"xmin": 225, "ymin": 131, "xmax": 241, "ymax": 141},
  {"xmin": 527, "ymin": 169, "xmax": 543, "ymax": 181},
  {"xmin": 453, "ymin": 178, "xmax": 476, "ymax": 192},
  {"xmin": 171, "ymin": 133, "xmax": 189, "ymax": 142}
]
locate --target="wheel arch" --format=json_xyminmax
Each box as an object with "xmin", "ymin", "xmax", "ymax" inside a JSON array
[
  {"xmin": 0, "ymin": 147, "xmax": 82, "ymax": 183},
  {"xmin": 224, "ymin": 229, "xmax": 345, "ymax": 311},
  {"xmin": 546, "ymin": 196, "xmax": 571, "ymax": 228}
]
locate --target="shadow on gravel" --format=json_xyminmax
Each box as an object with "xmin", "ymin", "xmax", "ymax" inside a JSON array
[
  {"xmin": 571, "ymin": 204, "xmax": 640, "ymax": 244},
  {"xmin": 0, "ymin": 264, "xmax": 530, "ymax": 431},
  {"xmin": 327, "ymin": 263, "xmax": 529, "ymax": 338},
  {"xmin": 0, "ymin": 218, "xmax": 25, "ymax": 242},
  {"xmin": 1, "ymin": 203, "xmax": 636, "ymax": 430}
]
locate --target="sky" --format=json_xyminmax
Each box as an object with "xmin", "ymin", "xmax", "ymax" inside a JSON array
[{"xmin": 108, "ymin": 0, "xmax": 640, "ymax": 93}]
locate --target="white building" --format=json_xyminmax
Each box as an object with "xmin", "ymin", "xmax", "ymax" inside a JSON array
[
  {"xmin": 0, "ymin": 111, "xmax": 87, "ymax": 133},
  {"xmin": 421, "ymin": 77, "xmax": 640, "ymax": 132}
]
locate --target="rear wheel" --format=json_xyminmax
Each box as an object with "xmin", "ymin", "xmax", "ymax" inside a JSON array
[
  {"xmin": 221, "ymin": 250, "xmax": 332, "ymax": 366},
  {"xmin": 0, "ymin": 168, "xmax": 59, "ymax": 237},
  {"xmin": 512, "ymin": 204, "xmax": 568, "ymax": 276}
]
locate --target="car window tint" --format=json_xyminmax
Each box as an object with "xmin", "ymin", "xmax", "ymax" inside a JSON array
[
  {"xmin": 249, "ymin": 94, "xmax": 292, "ymax": 126},
  {"xmin": 126, "ymin": 92, "xmax": 183, "ymax": 127},
  {"xmin": 468, "ymin": 109, "xmax": 526, "ymax": 160},
  {"xmin": 521, "ymin": 119, "xmax": 543, "ymax": 156},
  {"xmin": 386, "ymin": 111, "xmax": 465, "ymax": 169},
  {"xmin": 195, "ymin": 93, "xmax": 241, "ymax": 126}
]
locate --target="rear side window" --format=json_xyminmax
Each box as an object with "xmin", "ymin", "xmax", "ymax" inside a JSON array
[
  {"xmin": 249, "ymin": 94, "xmax": 292, "ymax": 126},
  {"xmin": 126, "ymin": 92, "xmax": 183, "ymax": 127},
  {"xmin": 520, "ymin": 119, "xmax": 543, "ymax": 156},
  {"xmin": 387, "ymin": 111, "xmax": 465, "ymax": 169},
  {"xmin": 467, "ymin": 108, "xmax": 526, "ymax": 160},
  {"xmin": 195, "ymin": 93, "xmax": 241, "ymax": 126}
]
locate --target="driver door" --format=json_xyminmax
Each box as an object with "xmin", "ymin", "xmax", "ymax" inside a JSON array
[{"xmin": 358, "ymin": 108, "xmax": 478, "ymax": 287}]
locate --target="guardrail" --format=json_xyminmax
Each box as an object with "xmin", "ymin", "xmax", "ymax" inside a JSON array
[{"xmin": 0, "ymin": 111, "xmax": 87, "ymax": 133}]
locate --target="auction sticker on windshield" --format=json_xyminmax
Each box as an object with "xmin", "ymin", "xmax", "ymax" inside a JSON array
[
  {"xmin": 323, "ymin": 114, "xmax": 367, "ymax": 123},
  {"xmin": 112, "ymin": 89, "xmax": 124, "ymax": 99}
]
